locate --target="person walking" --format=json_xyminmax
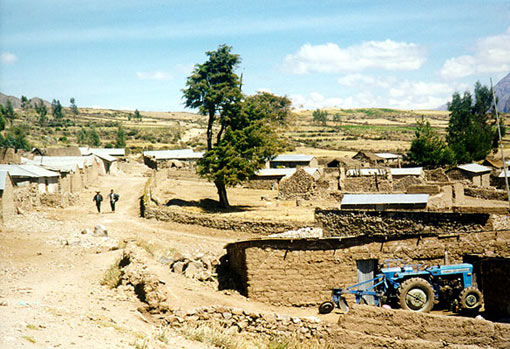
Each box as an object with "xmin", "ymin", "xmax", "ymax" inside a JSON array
[
  {"xmin": 93, "ymin": 191, "xmax": 103, "ymax": 213},
  {"xmin": 108, "ymin": 189, "xmax": 119, "ymax": 212}
]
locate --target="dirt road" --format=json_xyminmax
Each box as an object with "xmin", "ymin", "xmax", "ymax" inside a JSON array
[{"xmin": 0, "ymin": 173, "xmax": 334, "ymax": 348}]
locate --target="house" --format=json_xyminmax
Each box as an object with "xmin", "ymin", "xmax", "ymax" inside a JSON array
[
  {"xmin": 340, "ymin": 193, "xmax": 429, "ymax": 210},
  {"xmin": 390, "ymin": 167, "xmax": 424, "ymax": 179},
  {"xmin": 447, "ymin": 164, "xmax": 492, "ymax": 187},
  {"xmin": 0, "ymin": 164, "xmax": 60, "ymax": 193},
  {"xmin": 269, "ymin": 154, "xmax": 318, "ymax": 168},
  {"xmin": 143, "ymin": 149, "xmax": 204, "ymax": 169},
  {"xmin": 22, "ymin": 155, "xmax": 102, "ymax": 193},
  {"xmin": 375, "ymin": 152, "xmax": 402, "ymax": 166},
  {"xmin": 352, "ymin": 151, "xmax": 385, "ymax": 165},
  {"xmin": 81, "ymin": 147, "xmax": 125, "ymax": 159},
  {"xmin": 0, "ymin": 171, "xmax": 15, "ymax": 223}
]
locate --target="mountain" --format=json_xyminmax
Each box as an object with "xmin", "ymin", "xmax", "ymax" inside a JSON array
[
  {"xmin": 494, "ymin": 72, "xmax": 510, "ymax": 113},
  {"xmin": 0, "ymin": 93, "xmax": 51, "ymax": 109},
  {"xmin": 0, "ymin": 93, "xmax": 21, "ymax": 108}
]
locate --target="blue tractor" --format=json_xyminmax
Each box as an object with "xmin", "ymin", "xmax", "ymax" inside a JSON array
[{"xmin": 319, "ymin": 261, "xmax": 484, "ymax": 314}]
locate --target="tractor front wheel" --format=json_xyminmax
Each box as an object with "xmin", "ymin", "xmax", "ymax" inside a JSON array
[
  {"xmin": 318, "ymin": 301, "xmax": 335, "ymax": 314},
  {"xmin": 398, "ymin": 278, "xmax": 435, "ymax": 313},
  {"xmin": 459, "ymin": 287, "xmax": 483, "ymax": 313}
]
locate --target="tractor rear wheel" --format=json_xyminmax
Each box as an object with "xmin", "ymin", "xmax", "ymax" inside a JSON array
[
  {"xmin": 398, "ymin": 278, "xmax": 434, "ymax": 313},
  {"xmin": 459, "ymin": 287, "xmax": 483, "ymax": 312},
  {"xmin": 318, "ymin": 301, "xmax": 335, "ymax": 314}
]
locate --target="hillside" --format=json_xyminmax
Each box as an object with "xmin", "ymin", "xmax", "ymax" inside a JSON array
[
  {"xmin": 1, "ymin": 95, "xmax": 509, "ymax": 156},
  {"xmin": 495, "ymin": 72, "xmax": 510, "ymax": 113}
]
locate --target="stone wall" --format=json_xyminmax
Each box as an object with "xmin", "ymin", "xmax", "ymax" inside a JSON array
[
  {"xmin": 464, "ymin": 186, "xmax": 508, "ymax": 201},
  {"xmin": 226, "ymin": 231, "xmax": 510, "ymax": 307},
  {"xmin": 315, "ymin": 209, "xmax": 490, "ymax": 238},
  {"xmin": 340, "ymin": 176, "xmax": 392, "ymax": 192}
]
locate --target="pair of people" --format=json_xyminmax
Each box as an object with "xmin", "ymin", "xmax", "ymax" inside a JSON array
[{"xmin": 93, "ymin": 189, "xmax": 119, "ymax": 213}]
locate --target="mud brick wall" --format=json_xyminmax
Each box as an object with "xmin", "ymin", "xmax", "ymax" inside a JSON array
[
  {"xmin": 464, "ymin": 187, "xmax": 508, "ymax": 201},
  {"xmin": 341, "ymin": 177, "xmax": 392, "ymax": 192},
  {"xmin": 0, "ymin": 175, "xmax": 15, "ymax": 223},
  {"xmin": 226, "ymin": 231, "xmax": 510, "ymax": 307},
  {"xmin": 330, "ymin": 305, "xmax": 510, "ymax": 348},
  {"xmin": 315, "ymin": 209, "xmax": 490, "ymax": 237}
]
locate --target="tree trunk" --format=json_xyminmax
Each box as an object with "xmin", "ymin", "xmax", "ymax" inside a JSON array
[{"xmin": 215, "ymin": 180, "xmax": 230, "ymax": 208}]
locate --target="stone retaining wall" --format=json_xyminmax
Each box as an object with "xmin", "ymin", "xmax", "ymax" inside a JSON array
[{"xmin": 315, "ymin": 209, "xmax": 491, "ymax": 237}]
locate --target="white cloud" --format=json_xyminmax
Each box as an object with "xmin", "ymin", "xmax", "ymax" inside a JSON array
[
  {"xmin": 338, "ymin": 74, "xmax": 395, "ymax": 88},
  {"xmin": 1, "ymin": 52, "xmax": 17, "ymax": 64},
  {"xmin": 291, "ymin": 76, "xmax": 467, "ymax": 110},
  {"xmin": 283, "ymin": 40, "xmax": 426, "ymax": 74},
  {"xmin": 440, "ymin": 28, "xmax": 510, "ymax": 79},
  {"xmin": 136, "ymin": 71, "xmax": 173, "ymax": 81}
]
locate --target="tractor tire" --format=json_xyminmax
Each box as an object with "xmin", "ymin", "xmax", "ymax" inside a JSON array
[
  {"xmin": 398, "ymin": 277, "xmax": 435, "ymax": 313},
  {"xmin": 318, "ymin": 301, "xmax": 335, "ymax": 314},
  {"xmin": 459, "ymin": 287, "xmax": 483, "ymax": 312}
]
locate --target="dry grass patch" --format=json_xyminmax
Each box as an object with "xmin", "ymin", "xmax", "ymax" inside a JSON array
[{"xmin": 100, "ymin": 257, "xmax": 123, "ymax": 289}]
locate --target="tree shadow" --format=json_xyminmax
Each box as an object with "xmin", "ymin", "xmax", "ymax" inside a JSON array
[{"xmin": 165, "ymin": 198, "xmax": 250, "ymax": 213}]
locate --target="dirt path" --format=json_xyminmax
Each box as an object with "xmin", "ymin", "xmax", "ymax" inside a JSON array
[{"xmin": 0, "ymin": 172, "xmax": 333, "ymax": 348}]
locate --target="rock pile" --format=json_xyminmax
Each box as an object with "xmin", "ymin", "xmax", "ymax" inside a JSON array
[
  {"xmin": 278, "ymin": 168, "xmax": 315, "ymax": 200},
  {"xmin": 164, "ymin": 305, "xmax": 333, "ymax": 341},
  {"xmin": 167, "ymin": 252, "xmax": 220, "ymax": 282}
]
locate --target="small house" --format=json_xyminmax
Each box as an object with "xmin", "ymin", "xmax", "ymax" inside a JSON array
[
  {"xmin": 352, "ymin": 151, "xmax": 385, "ymax": 165},
  {"xmin": 250, "ymin": 168, "xmax": 321, "ymax": 190},
  {"xmin": 0, "ymin": 164, "xmax": 60, "ymax": 193},
  {"xmin": 390, "ymin": 167, "xmax": 424, "ymax": 179},
  {"xmin": 447, "ymin": 164, "xmax": 492, "ymax": 187},
  {"xmin": 143, "ymin": 149, "xmax": 204, "ymax": 169},
  {"xmin": 269, "ymin": 154, "xmax": 318, "ymax": 168}
]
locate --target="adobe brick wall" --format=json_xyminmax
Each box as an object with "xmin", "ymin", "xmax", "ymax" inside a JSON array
[
  {"xmin": 315, "ymin": 209, "xmax": 491, "ymax": 237},
  {"xmin": 226, "ymin": 231, "xmax": 510, "ymax": 307},
  {"xmin": 331, "ymin": 305, "xmax": 510, "ymax": 348}
]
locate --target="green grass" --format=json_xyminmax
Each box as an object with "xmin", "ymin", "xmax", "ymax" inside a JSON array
[{"xmin": 22, "ymin": 335, "xmax": 36, "ymax": 344}]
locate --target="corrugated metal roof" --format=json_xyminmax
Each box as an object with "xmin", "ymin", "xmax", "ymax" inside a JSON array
[
  {"xmin": 390, "ymin": 167, "xmax": 423, "ymax": 176},
  {"xmin": 498, "ymin": 170, "xmax": 510, "ymax": 178},
  {"xmin": 375, "ymin": 153, "xmax": 401, "ymax": 159},
  {"xmin": 0, "ymin": 171, "xmax": 7, "ymax": 191},
  {"xmin": 271, "ymin": 154, "xmax": 315, "ymax": 162},
  {"xmin": 90, "ymin": 148, "xmax": 125, "ymax": 156},
  {"xmin": 91, "ymin": 152, "xmax": 117, "ymax": 162},
  {"xmin": 0, "ymin": 164, "xmax": 59, "ymax": 178},
  {"xmin": 346, "ymin": 168, "xmax": 386, "ymax": 176},
  {"xmin": 255, "ymin": 167, "xmax": 319, "ymax": 178},
  {"xmin": 457, "ymin": 163, "xmax": 492, "ymax": 174},
  {"xmin": 341, "ymin": 193, "xmax": 429, "ymax": 205},
  {"xmin": 24, "ymin": 155, "xmax": 96, "ymax": 171},
  {"xmin": 143, "ymin": 149, "xmax": 204, "ymax": 160}
]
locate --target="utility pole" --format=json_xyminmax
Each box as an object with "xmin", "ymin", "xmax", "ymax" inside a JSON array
[{"xmin": 491, "ymin": 78, "xmax": 510, "ymax": 209}]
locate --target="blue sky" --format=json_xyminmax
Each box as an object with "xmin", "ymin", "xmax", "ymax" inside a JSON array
[{"xmin": 1, "ymin": 0, "xmax": 509, "ymax": 112}]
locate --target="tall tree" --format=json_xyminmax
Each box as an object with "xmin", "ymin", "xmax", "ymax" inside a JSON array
[
  {"xmin": 70, "ymin": 97, "xmax": 79, "ymax": 116},
  {"xmin": 35, "ymin": 100, "xmax": 48, "ymax": 126},
  {"xmin": 115, "ymin": 125, "xmax": 126, "ymax": 148},
  {"xmin": 0, "ymin": 106, "xmax": 7, "ymax": 132},
  {"xmin": 88, "ymin": 127, "xmax": 101, "ymax": 146},
  {"xmin": 134, "ymin": 109, "xmax": 142, "ymax": 121},
  {"xmin": 20, "ymin": 96, "xmax": 30, "ymax": 110},
  {"xmin": 408, "ymin": 116, "xmax": 454, "ymax": 167},
  {"xmin": 2, "ymin": 100, "xmax": 16, "ymax": 125},
  {"xmin": 312, "ymin": 109, "xmax": 328, "ymax": 125},
  {"xmin": 447, "ymin": 82, "xmax": 502, "ymax": 163},
  {"xmin": 51, "ymin": 99, "xmax": 64, "ymax": 119},
  {"xmin": 183, "ymin": 45, "xmax": 290, "ymax": 208}
]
